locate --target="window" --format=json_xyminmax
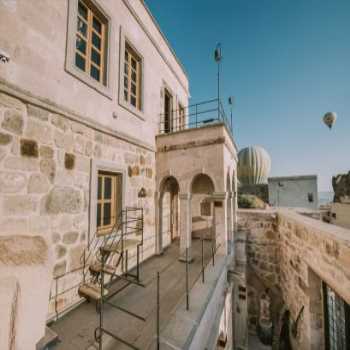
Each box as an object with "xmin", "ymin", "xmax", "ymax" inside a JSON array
[
  {"xmin": 308, "ymin": 192, "xmax": 314, "ymax": 203},
  {"xmin": 75, "ymin": 0, "xmax": 107, "ymax": 84},
  {"xmin": 323, "ymin": 283, "xmax": 350, "ymax": 350},
  {"xmin": 164, "ymin": 89, "xmax": 173, "ymax": 133},
  {"xmin": 124, "ymin": 43, "xmax": 142, "ymax": 110},
  {"xmin": 97, "ymin": 171, "xmax": 122, "ymax": 234},
  {"xmin": 178, "ymin": 103, "xmax": 185, "ymax": 130}
]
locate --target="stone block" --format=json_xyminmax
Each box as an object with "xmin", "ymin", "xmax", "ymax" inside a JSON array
[
  {"xmin": 20, "ymin": 139, "xmax": 38, "ymax": 157},
  {"xmin": 45, "ymin": 186, "xmax": 82, "ymax": 214},
  {"xmin": 74, "ymin": 135, "xmax": 85, "ymax": 154},
  {"xmin": 2, "ymin": 195, "xmax": 37, "ymax": 215},
  {"xmin": 75, "ymin": 155, "xmax": 90, "ymax": 173},
  {"xmin": 62, "ymin": 232, "xmax": 79, "ymax": 245},
  {"xmin": 0, "ymin": 217, "xmax": 28, "ymax": 236},
  {"xmin": 27, "ymin": 105, "xmax": 49, "ymax": 121},
  {"xmin": 54, "ymin": 130, "xmax": 74, "ymax": 151},
  {"xmin": 53, "ymin": 261, "xmax": 66, "ymax": 278},
  {"xmin": 40, "ymin": 158, "xmax": 56, "ymax": 183},
  {"xmin": 25, "ymin": 119, "xmax": 52, "ymax": 144},
  {"xmin": 52, "ymin": 233, "xmax": 60, "ymax": 244},
  {"xmin": 39, "ymin": 145, "xmax": 54, "ymax": 159},
  {"xmin": 0, "ymin": 93, "xmax": 25, "ymax": 110},
  {"xmin": 64, "ymin": 153, "xmax": 75, "ymax": 170},
  {"xmin": 85, "ymin": 140, "xmax": 93, "ymax": 157},
  {"xmin": 0, "ymin": 171, "xmax": 26, "ymax": 193},
  {"xmin": 68, "ymin": 245, "xmax": 84, "ymax": 270},
  {"xmin": 146, "ymin": 168, "xmax": 153, "ymax": 178},
  {"xmin": 71, "ymin": 122, "xmax": 93, "ymax": 138},
  {"xmin": 2, "ymin": 109, "xmax": 24, "ymax": 135},
  {"xmin": 28, "ymin": 173, "xmax": 50, "ymax": 193},
  {"xmin": 55, "ymin": 245, "xmax": 67, "ymax": 259},
  {"xmin": 51, "ymin": 113, "xmax": 69, "ymax": 131},
  {"xmin": 0, "ymin": 132, "xmax": 12, "ymax": 145}
]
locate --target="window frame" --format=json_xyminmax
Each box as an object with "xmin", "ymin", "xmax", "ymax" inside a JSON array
[
  {"xmin": 66, "ymin": 0, "xmax": 113, "ymax": 99},
  {"xmin": 118, "ymin": 28, "xmax": 145, "ymax": 120},
  {"xmin": 90, "ymin": 160, "xmax": 125, "ymax": 239}
]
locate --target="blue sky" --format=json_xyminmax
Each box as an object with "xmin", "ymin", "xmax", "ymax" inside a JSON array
[{"xmin": 147, "ymin": 0, "xmax": 350, "ymax": 191}]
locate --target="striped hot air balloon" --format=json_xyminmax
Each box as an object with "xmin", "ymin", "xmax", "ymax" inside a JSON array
[{"xmin": 238, "ymin": 146, "xmax": 271, "ymax": 185}]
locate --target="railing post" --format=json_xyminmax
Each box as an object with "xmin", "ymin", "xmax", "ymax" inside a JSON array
[
  {"xmin": 186, "ymin": 247, "xmax": 189, "ymax": 310},
  {"xmin": 201, "ymin": 235, "xmax": 205, "ymax": 283},
  {"xmin": 157, "ymin": 271, "xmax": 160, "ymax": 350}
]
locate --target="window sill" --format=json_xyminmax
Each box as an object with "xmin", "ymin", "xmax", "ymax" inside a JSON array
[
  {"xmin": 65, "ymin": 64, "xmax": 113, "ymax": 100},
  {"xmin": 118, "ymin": 98, "xmax": 146, "ymax": 121}
]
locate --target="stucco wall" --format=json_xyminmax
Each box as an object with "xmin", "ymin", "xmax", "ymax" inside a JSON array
[
  {"xmin": 0, "ymin": 0, "xmax": 189, "ymax": 147},
  {"xmin": 268, "ymin": 176, "xmax": 318, "ymax": 209}
]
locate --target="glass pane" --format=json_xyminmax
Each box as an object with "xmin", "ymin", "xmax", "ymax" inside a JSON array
[
  {"xmin": 131, "ymin": 83, "xmax": 136, "ymax": 95},
  {"xmin": 124, "ymin": 90, "xmax": 128, "ymax": 101},
  {"xmin": 98, "ymin": 176, "xmax": 102, "ymax": 199},
  {"xmin": 97, "ymin": 203, "xmax": 101, "ymax": 227},
  {"xmin": 93, "ymin": 16, "xmax": 102, "ymax": 34},
  {"xmin": 90, "ymin": 65, "xmax": 100, "ymax": 81},
  {"xmin": 124, "ymin": 63, "xmax": 128, "ymax": 75},
  {"xmin": 131, "ymin": 58, "xmax": 136, "ymax": 69},
  {"xmin": 76, "ymin": 35, "xmax": 86, "ymax": 55},
  {"xmin": 77, "ymin": 17, "xmax": 87, "ymax": 37},
  {"xmin": 92, "ymin": 32, "xmax": 101, "ymax": 50},
  {"xmin": 131, "ymin": 71, "xmax": 136, "ymax": 82},
  {"xmin": 104, "ymin": 177, "xmax": 112, "ymax": 199},
  {"xmin": 124, "ymin": 77, "xmax": 128, "ymax": 88},
  {"xmin": 75, "ymin": 53, "xmax": 85, "ymax": 71},
  {"xmin": 131, "ymin": 95, "xmax": 136, "ymax": 107},
  {"xmin": 125, "ymin": 50, "xmax": 129, "ymax": 61},
  {"xmin": 78, "ymin": 1, "xmax": 88, "ymax": 20},
  {"xmin": 103, "ymin": 203, "xmax": 111, "ymax": 226},
  {"xmin": 91, "ymin": 49, "xmax": 101, "ymax": 66}
]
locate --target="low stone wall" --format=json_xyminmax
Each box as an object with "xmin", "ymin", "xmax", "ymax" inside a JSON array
[
  {"xmin": 0, "ymin": 91, "xmax": 156, "ymax": 319},
  {"xmin": 238, "ymin": 209, "xmax": 350, "ymax": 350}
]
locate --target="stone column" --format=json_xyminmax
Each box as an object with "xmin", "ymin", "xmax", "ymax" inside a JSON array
[
  {"xmin": 155, "ymin": 191, "xmax": 163, "ymax": 255},
  {"xmin": 179, "ymin": 192, "xmax": 192, "ymax": 262},
  {"xmin": 213, "ymin": 192, "xmax": 228, "ymax": 255},
  {"xmin": 227, "ymin": 192, "xmax": 234, "ymax": 255}
]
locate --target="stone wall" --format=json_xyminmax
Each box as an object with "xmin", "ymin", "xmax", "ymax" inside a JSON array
[
  {"xmin": 0, "ymin": 91, "xmax": 156, "ymax": 319},
  {"xmin": 238, "ymin": 208, "xmax": 350, "ymax": 350}
]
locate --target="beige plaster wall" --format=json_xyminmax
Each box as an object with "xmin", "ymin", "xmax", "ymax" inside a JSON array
[{"xmin": 0, "ymin": 0, "xmax": 189, "ymax": 147}]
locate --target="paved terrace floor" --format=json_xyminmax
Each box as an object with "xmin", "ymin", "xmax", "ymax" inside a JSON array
[{"xmin": 51, "ymin": 239, "xmax": 215, "ymax": 350}]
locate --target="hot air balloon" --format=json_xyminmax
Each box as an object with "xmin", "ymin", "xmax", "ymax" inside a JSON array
[
  {"xmin": 238, "ymin": 146, "xmax": 271, "ymax": 185},
  {"xmin": 323, "ymin": 112, "xmax": 337, "ymax": 130}
]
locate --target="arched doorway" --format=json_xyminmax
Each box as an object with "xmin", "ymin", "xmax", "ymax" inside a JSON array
[
  {"xmin": 190, "ymin": 173, "xmax": 215, "ymax": 246},
  {"xmin": 158, "ymin": 176, "xmax": 180, "ymax": 253}
]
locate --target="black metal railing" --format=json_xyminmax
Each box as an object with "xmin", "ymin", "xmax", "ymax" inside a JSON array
[{"xmin": 159, "ymin": 98, "xmax": 233, "ymax": 135}]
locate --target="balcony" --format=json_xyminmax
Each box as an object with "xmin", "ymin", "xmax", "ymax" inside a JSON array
[{"xmin": 158, "ymin": 98, "xmax": 235, "ymax": 143}]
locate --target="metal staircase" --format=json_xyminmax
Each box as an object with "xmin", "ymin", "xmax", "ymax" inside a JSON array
[{"xmin": 78, "ymin": 207, "xmax": 144, "ymax": 304}]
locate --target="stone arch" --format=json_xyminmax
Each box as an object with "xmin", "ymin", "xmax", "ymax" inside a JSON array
[{"xmin": 157, "ymin": 176, "xmax": 180, "ymax": 253}]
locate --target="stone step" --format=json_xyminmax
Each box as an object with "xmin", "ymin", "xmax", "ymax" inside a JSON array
[
  {"xmin": 78, "ymin": 283, "xmax": 108, "ymax": 301},
  {"xmin": 89, "ymin": 262, "xmax": 117, "ymax": 275}
]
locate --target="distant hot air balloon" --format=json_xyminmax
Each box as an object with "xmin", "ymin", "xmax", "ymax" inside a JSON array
[{"xmin": 323, "ymin": 112, "xmax": 337, "ymax": 130}]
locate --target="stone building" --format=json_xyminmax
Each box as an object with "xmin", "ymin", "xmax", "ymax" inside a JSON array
[{"xmin": 0, "ymin": 1, "xmax": 237, "ymax": 349}]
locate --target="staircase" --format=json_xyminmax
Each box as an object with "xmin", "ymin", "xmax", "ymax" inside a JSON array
[{"xmin": 78, "ymin": 207, "xmax": 144, "ymax": 303}]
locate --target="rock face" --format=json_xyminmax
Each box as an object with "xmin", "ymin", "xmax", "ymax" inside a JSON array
[{"xmin": 332, "ymin": 171, "xmax": 350, "ymax": 203}]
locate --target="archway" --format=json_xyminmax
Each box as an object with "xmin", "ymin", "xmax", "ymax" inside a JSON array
[
  {"xmin": 190, "ymin": 173, "xmax": 215, "ymax": 244},
  {"xmin": 158, "ymin": 176, "xmax": 180, "ymax": 253}
]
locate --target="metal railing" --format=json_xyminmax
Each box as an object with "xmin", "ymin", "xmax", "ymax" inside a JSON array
[{"xmin": 159, "ymin": 98, "xmax": 233, "ymax": 135}]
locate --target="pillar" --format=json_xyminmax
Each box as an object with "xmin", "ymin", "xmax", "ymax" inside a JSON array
[
  {"xmin": 179, "ymin": 192, "xmax": 192, "ymax": 262},
  {"xmin": 212, "ymin": 192, "xmax": 228, "ymax": 255},
  {"xmin": 155, "ymin": 191, "xmax": 163, "ymax": 255},
  {"xmin": 227, "ymin": 192, "xmax": 234, "ymax": 255}
]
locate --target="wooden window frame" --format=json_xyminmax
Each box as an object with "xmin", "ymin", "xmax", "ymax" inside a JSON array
[
  {"xmin": 178, "ymin": 103, "xmax": 185, "ymax": 131},
  {"xmin": 96, "ymin": 171, "xmax": 122, "ymax": 235},
  {"xmin": 163, "ymin": 88, "xmax": 173, "ymax": 133},
  {"xmin": 75, "ymin": 0, "xmax": 108, "ymax": 85},
  {"xmin": 123, "ymin": 42, "xmax": 142, "ymax": 111}
]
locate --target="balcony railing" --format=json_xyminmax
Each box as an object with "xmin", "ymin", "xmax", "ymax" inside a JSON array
[{"xmin": 159, "ymin": 98, "xmax": 233, "ymax": 136}]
